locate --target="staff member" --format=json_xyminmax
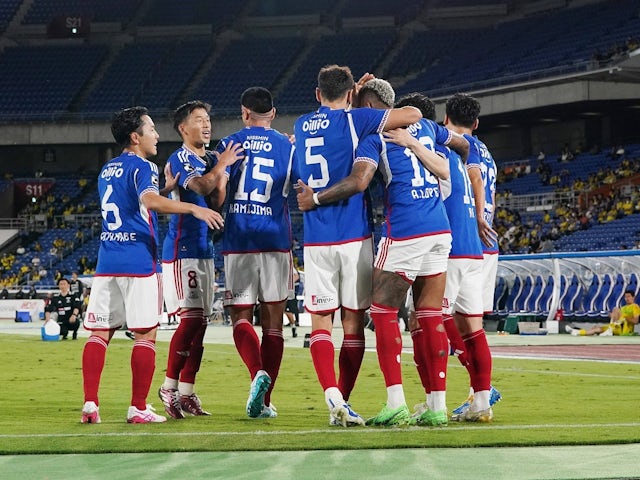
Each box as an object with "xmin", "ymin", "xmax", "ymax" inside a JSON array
[{"xmin": 45, "ymin": 278, "xmax": 82, "ymax": 340}]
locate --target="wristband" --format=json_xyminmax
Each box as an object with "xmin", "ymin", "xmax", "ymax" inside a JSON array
[{"xmin": 312, "ymin": 192, "xmax": 321, "ymax": 206}]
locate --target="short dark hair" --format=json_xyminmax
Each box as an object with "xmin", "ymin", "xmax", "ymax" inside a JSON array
[
  {"xmin": 172, "ymin": 100, "xmax": 211, "ymax": 135},
  {"xmin": 317, "ymin": 65, "xmax": 354, "ymax": 102},
  {"xmin": 445, "ymin": 93, "xmax": 480, "ymax": 128},
  {"xmin": 624, "ymin": 289, "xmax": 636, "ymax": 296},
  {"xmin": 111, "ymin": 106, "xmax": 149, "ymax": 148},
  {"xmin": 241, "ymin": 87, "xmax": 274, "ymax": 114},
  {"xmin": 396, "ymin": 93, "xmax": 435, "ymax": 121},
  {"xmin": 57, "ymin": 277, "xmax": 69, "ymax": 286}
]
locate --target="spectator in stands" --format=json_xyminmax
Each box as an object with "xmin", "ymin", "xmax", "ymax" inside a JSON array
[
  {"xmin": 69, "ymin": 271, "xmax": 85, "ymax": 300},
  {"xmin": 566, "ymin": 290, "xmax": 639, "ymax": 336},
  {"xmin": 0, "ymin": 287, "xmax": 8, "ymax": 299},
  {"xmin": 27, "ymin": 285, "xmax": 37, "ymax": 299}
]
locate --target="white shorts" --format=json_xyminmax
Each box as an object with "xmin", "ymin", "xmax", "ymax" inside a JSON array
[
  {"xmin": 303, "ymin": 239, "xmax": 373, "ymax": 313},
  {"xmin": 84, "ymin": 274, "xmax": 163, "ymax": 331},
  {"xmin": 443, "ymin": 258, "xmax": 483, "ymax": 316},
  {"xmin": 374, "ymin": 233, "xmax": 451, "ymax": 282},
  {"xmin": 482, "ymin": 252, "xmax": 499, "ymax": 314},
  {"xmin": 163, "ymin": 258, "xmax": 215, "ymax": 316},
  {"xmin": 224, "ymin": 251, "xmax": 291, "ymax": 306}
]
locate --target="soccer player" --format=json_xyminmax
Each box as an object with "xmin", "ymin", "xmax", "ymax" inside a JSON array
[
  {"xmin": 293, "ymin": 66, "xmax": 422, "ymax": 427},
  {"xmin": 566, "ymin": 290, "xmax": 639, "ymax": 336},
  {"xmin": 158, "ymin": 101, "xmax": 243, "ymax": 420},
  {"xmin": 297, "ymin": 81, "xmax": 468, "ymax": 427},
  {"xmin": 80, "ymin": 106, "xmax": 224, "ymax": 424},
  {"xmin": 443, "ymin": 93, "xmax": 502, "ymax": 419},
  {"xmin": 216, "ymin": 87, "xmax": 295, "ymax": 419}
]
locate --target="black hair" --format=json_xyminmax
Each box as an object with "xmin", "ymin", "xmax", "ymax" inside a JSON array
[
  {"xmin": 445, "ymin": 93, "xmax": 480, "ymax": 128},
  {"xmin": 172, "ymin": 100, "xmax": 211, "ymax": 135},
  {"xmin": 624, "ymin": 289, "xmax": 636, "ymax": 296},
  {"xmin": 57, "ymin": 277, "xmax": 69, "ymax": 285},
  {"xmin": 111, "ymin": 106, "xmax": 149, "ymax": 148},
  {"xmin": 241, "ymin": 87, "xmax": 274, "ymax": 114},
  {"xmin": 317, "ymin": 65, "xmax": 355, "ymax": 102},
  {"xmin": 395, "ymin": 93, "xmax": 436, "ymax": 121}
]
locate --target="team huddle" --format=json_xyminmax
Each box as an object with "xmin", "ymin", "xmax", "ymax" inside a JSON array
[{"xmin": 80, "ymin": 64, "xmax": 501, "ymax": 427}]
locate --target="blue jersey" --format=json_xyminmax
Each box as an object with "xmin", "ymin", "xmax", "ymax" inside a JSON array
[
  {"xmin": 293, "ymin": 106, "xmax": 389, "ymax": 245},
  {"xmin": 465, "ymin": 134, "xmax": 498, "ymax": 254},
  {"xmin": 162, "ymin": 145, "xmax": 215, "ymax": 261},
  {"xmin": 217, "ymin": 126, "xmax": 295, "ymax": 253},
  {"xmin": 96, "ymin": 151, "xmax": 161, "ymax": 276},
  {"xmin": 355, "ymin": 119, "xmax": 450, "ymax": 240},
  {"xmin": 439, "ymin": 145, "xmax": 484, "ymax": 259}
]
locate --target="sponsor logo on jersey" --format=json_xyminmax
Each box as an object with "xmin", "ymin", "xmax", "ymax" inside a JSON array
[
  {"xmin": 87, "ymin": 312, "xmax": 111, "ymax": 324},
  {"xmin": 302, "ymin": 114, "xmax": 330, "ymax": 135},
  {"xmin": 243, "ymin": 136, "xmax": 272, "ymax": 153},
  {"xmin": 407, "ymin": 122, "xmax": 422, "ymax": 136},
  {"xmin": 311, "ymin": 295, "xmax": 332, "ymax": 306},
  {"xmin": 101, "ymin": 163, "xmax": 124, "ymax": 180}
]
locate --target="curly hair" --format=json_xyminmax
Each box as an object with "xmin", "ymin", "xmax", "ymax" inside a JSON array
[{"xmin": 445, "ymin": 93, "xmax": 480, "ymax": 128}]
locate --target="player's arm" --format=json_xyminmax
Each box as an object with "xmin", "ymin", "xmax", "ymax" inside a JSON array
[
  {"xmin": 445, "ymin": 131, "xmax": 470, "ymax": 162},
  {"xmin": 296, "ymin": 161, "xmax": 377, "ymax": 211},
  {"xmin": 141, "ymin": 191, "xmax": 224, "ymax": 230},
  {"xmin": 185, "ymin": 141, "xmax": 243, "ymax": 197},
  {"xmin": 383, "ymin": 106, "xmax": 422, "ymax": 131},
  {"xmin": 467, "ymin": 166, "xmax": 497, "ymax": 247},
  {"xmin": 382, "ymin": 128, "xmax": 449, "ymax": 180}
]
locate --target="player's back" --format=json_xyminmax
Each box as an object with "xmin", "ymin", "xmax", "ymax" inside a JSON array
[
  {"xmin": 219, "ymin": 126, "xmax": 294, "ymax": 253},
  {"xmin": 465, "ymin": 134, "xmax": 498, "ymax": 253},
  {"xmin": 439, "ymin": 145, "xmax": 483, "ymax": 259},
  {"xmin": 293, "ymin": 106, "xmax": 388, "ymax": 245},
  {"xmin": 358, "ymin": 118, "xmax": 450, "ymax": 240},
  {"xmin": 162, "ymin": 146, "xmax": 214, "ymax": 261},
  {"xmin": 96, "ymin": 152, "xmax": 160, "ymax": 275}
]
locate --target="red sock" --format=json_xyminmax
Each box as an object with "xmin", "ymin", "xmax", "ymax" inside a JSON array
[
  {"xmin": 371, "ymin": 303, "xmax": 402, "ymax": 387},
  {"xmin": 233, "ymin": 319, "xmax": 262, "ymax": 378},
  {"xmin": 261, "ymin": 328, "xmax": 284, "ymax": 405},
  {"xmin": 131, "ymin": 339, "xmax": 156, "ymax": 410},
  {"xmin": 463, "ymin": 329, "xmax": 492, "ymax": 392},
  {"xmin": 82, "ymin": 335, "xmax": 109, "ymax": 404},
  {"xmin": 309, "ymin": 329, "xmax": 337, "ymax": 391},
  {"xmin": 338, "ymin": 332, "xmax": 365, "ymax": 401},
  {"xmin": 410, "ymin": 327, "xmax": 430, "ymax": 394},
  {"xmin": 166, "ymin": 310, "xmax": 204, "ymax": 380},
  {"xmin": 443, "ymin": 314, "xmax": 471, "ymax": 371},
  {"xmin": 180, "ymin": 321, "xmax": 207, "ymax": 385},
  {"xmin": 416, "ymin": 308, "xmax": 448, "ymax": 392}
]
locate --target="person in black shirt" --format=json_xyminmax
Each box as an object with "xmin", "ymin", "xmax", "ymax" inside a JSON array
[{"xmin": 45, "ymin": 278, "xmax": 82, "ymax": 340}]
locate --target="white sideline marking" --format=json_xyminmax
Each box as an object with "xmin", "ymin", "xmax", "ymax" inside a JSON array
[{"xmin": 2, "ymin": 422, "xmax": 640, "ymax": 439}]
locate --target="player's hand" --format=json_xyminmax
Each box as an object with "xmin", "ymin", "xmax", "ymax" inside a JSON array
[
  {"xmin": 477, "ymin": 218, "xmax": 498, "ymax": 247},
  {"xmin": 295, "ymin": 180, "xmax": 316, "ymax": 212},
  {"xmin": 192, "ymin": 206, "xmax": 225, "ymax": 230},
  {"xmin": 355, "ymin": 72, "xmax": 375, "ymax": 94},
  {"xmin": 163, "ymin": 163, "xmax": 180, "ymax": 191},
  {"xmin": 382, "ymin": 128, "xmax": 415, "ymax": 147},
  {"xmin": 214, "ymin": 141, "xmax": 244, "ymax": 167}
]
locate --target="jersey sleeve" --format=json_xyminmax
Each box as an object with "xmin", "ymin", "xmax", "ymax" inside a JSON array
[
  {"xmin": 354, "ymin": 134, "xmax": 382, "ymax": 168},
  {"xmin": 432, "ymin": 122, "xmax": 453, "ymax": 146},
  {"xmin": 352, "ymin": 107, "xmax": 390, "ymax": 137},
  {"xmin": 135, "ymin": 160, "xmax": 160, "ymax": 199},
  {"xmin": 169, "ymin": 152, "xmax": 199, "ymax": 190},
  {"xmin": 464, "ymin": 134, "xmax": 482, "ymax": 170}
]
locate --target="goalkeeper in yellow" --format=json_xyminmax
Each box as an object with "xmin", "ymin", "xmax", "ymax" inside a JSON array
[{"xmin": 566, "ymin": 290, "xmax": 639, "ymax": 336}]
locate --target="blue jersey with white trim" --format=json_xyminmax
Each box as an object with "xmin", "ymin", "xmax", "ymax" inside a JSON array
[
  {"xmin": 162, "ymin": 145, "xmax": 215, "ymax": 261},
  {"xmin": 96, "ymin": 152, "xmax": 161, "ymax": 276},
  {"xmin": 217, "ymin": 126, "xmax": 295, "ymax": 253},
  {"xmin": 439, "ymin": 145, "xmax": 484, "ymax": 258},
  {"xmin": 293, "ymin": 106, "xmax": 389, "ymax": 245},
  {"xmin": 355, "ymin": 120, "xmax": 450, "ymax": 240},
  {"xmin": 465, "ymin": 134, "xmax": 498, "ymax": 254}
]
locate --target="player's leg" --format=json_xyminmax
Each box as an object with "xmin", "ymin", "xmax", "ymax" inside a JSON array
[
  {"xmin": 81, "ymin": 276, "xmax": 121, "ymax": 424},
  {"xmin": 125, "ymin": 274, "xmax": 166, "ymax": 423}
]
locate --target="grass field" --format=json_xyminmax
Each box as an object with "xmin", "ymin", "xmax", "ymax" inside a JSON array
[{"xmin": 1, "ymin": 332, "xmax": 639, "ymax": 456}]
